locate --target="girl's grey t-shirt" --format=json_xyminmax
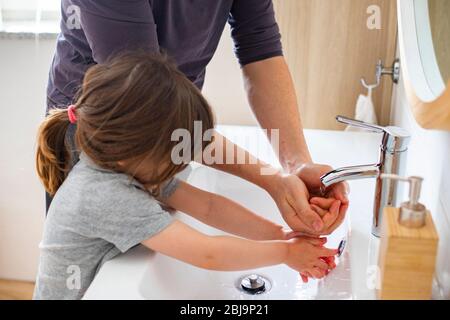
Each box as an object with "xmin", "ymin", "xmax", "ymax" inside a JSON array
[{"xmin": 33, "ymin": 153, "xmax": 177, "ymax": 300}]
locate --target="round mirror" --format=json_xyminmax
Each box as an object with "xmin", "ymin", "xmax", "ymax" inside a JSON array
[{"xmin": 397, "ymin": 0, "xmax": 450, "ymax": 130}]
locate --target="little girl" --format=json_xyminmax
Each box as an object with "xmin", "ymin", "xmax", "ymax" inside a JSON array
[{"xmin": 33, "ymin": 52, "xmax": 337, "ymax": 300}]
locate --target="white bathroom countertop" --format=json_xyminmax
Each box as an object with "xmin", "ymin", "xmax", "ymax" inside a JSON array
[{"xmin": 84, "ymin": 126, "xmax": 381, "ymax": 300}]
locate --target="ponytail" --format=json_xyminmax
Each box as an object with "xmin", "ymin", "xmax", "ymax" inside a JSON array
[{"xmin": 36, "ymin": 108, "xmax": 72, "ymax": 195}]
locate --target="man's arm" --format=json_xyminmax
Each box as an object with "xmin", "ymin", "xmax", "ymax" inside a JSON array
[
  {"xmin": 241, "ymin": 56, "xmax": 349, "ymax": 219},
  {"xmin": 242, "ymin": 56, "xmax": 312, "ymax": 171},
  {"xmin": 226, "ymin": 0, "xmax": 349, "ymax": 225},
  {"xmin": 228, "ymin": 0, "xmax": 311, "ymax": 170}
]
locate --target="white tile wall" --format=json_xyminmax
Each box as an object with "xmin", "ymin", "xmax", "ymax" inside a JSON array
[
  {"xmin": 0, "ymin": 38, "xmax": 54, "ymax": 280},
  {"xmin": 390, "ymin": 73, "xmax": 450, "ymax": 298}
]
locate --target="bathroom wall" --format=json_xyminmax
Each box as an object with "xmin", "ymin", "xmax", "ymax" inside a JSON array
[{"xmin": 390, "ymin": 68, "xmax": 450, "ymax": 298}]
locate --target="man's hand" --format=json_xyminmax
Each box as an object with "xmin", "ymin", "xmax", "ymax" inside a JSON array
[
  {"xmin": 267, "ymin": 167, "xmax": 349, "ymax": 235},
  {"xmin": 268, "ymin": 173, "xmax": 326, "ymax": 234}
]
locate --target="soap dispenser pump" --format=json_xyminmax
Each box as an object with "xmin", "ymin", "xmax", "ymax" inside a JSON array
[{"xmin": 377, "ymin": 174, "xmax": 439, "ymax": 300}]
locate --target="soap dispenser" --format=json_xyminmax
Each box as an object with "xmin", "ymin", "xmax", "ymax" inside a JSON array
[{"xmin": 377, "ymin": 174, "xmax": 439, "ymax": 300}]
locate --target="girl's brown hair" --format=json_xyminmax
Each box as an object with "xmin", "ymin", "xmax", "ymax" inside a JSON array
[{"xmin": 36, "ymin": 52, "xmax": 214, "ymax": 195}]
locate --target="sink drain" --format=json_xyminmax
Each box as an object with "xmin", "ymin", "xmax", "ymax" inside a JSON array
[{"xmin": 238, "ymin": 274, "xmax": 271, "ymax": 295}]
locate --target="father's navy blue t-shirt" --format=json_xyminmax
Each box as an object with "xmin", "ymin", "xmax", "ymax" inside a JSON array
[{"xmin": 47, "ymin": 0, "xmax": 283, "ymax": 109}]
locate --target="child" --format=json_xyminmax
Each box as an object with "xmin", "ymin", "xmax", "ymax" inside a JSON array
[{"xmin": 33, "ymin": 52, "xmax": 338, "ymax": 300}]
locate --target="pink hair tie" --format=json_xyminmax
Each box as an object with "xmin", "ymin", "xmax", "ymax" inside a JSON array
[{"xmin": 67, "ymin": 105, "xmax": 77, "ymax": 124}]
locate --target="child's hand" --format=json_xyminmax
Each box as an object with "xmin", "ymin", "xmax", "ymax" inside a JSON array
[
  {"xmin": 295, "ymin": 197, "xmax": 343, "ymax": 282},
  {"xmin": 282, "ymin": 230, "xmax": 337, "ymax": 282},
  {"xmin": 309, "ymin": 197, "xmax": 346, "ymax": 235},
  {"xmin": 300, "ymin": 255, "xmax": 337, "ymax": 283},
  {"xmin": 284, "ymin": 237, "xmax": 338, "ymax": 276}
]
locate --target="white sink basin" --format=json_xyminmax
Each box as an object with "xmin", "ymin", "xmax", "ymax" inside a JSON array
[{"xmin": 83, "ymin": 126, "xmax": 380, "ymax": 300}]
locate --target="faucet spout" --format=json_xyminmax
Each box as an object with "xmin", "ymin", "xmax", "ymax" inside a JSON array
[
  {"xmin": 321, "ymin": 164, "xmax": 380, "ymax": 187},
  {"xmin": 321, "ymin": 115, "xmax": 411, "ymax": 237}
]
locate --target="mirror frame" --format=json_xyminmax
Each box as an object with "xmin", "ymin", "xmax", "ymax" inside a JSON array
[{"xmin": 397, "ymin": 0, "xmax": 450, "ymax": 130}]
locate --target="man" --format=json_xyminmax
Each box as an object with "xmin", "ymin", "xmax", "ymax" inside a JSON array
[{"xmin": 47, "ymin": 0, "xmax": 349, "ymax": 235}]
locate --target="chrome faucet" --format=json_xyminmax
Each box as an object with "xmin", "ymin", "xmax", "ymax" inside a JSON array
[{"xmin": 320, "ymin": 116, "xmax": 411, "ymax": 237}]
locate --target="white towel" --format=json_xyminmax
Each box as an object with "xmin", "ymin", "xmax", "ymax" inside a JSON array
[{"xmin": 346, "ymin": 87, "xmax": 378, "ymax": 131}]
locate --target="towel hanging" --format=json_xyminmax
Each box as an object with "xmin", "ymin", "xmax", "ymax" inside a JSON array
[{"xmin": 346, "ymin": 85, "xmax": 378, "ymax": 131}]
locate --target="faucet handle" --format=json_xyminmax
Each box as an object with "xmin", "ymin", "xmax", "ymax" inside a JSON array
[
  {"xmin": 336, "ymin": 115, "xmax": 385, "ymax": 133},
  {"xmin": 336, "ymin": 115, "xmax": 411, "ymax": 152}
]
